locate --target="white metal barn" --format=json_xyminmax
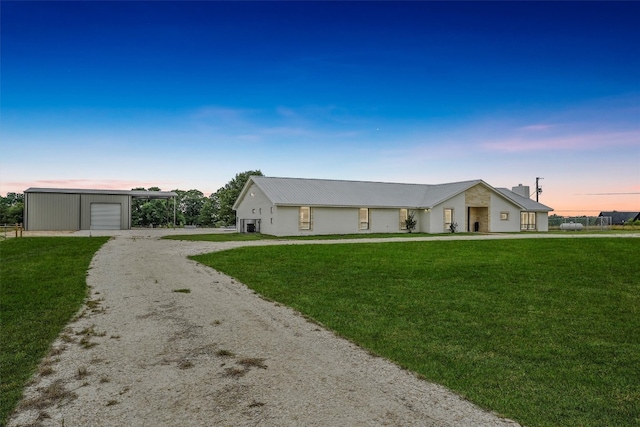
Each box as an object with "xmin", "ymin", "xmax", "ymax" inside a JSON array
[
  {"xmin": 24, "ymin": 188, "xmax": 177, "ymax": 231},
  {"xmin": 233, "ymin": 176, "xmax": 553, "ymax": 236}
]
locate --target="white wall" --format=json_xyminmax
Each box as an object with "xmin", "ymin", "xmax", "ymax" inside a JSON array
[
  {"xmin": 235, "ymin": 183, "xmax": 275, "ymax": 234},
  {"xmin": 489, "ymin": 194, "xmax": 521, "ymax": 233},
  {"xmin": 370, "ymin": 208, "xmax": 403, "ymax": 233},
  {"xmin": 253, "ymin": 205, "xmax": 414, "ymax": 236},
  {"xmin": 235, "ymin": 183, "xmax": 550, "ymax": 235},
  {"xmin": 431, "ymin": 192, "xmax": 466, "ymax": 233},
  {"xmin": 536, "ymin": 212, "xmax": 549, "ymax": 232},
  {"xmin": 274, "ymin": 207, "xmax": 406, "ymax": 236}
]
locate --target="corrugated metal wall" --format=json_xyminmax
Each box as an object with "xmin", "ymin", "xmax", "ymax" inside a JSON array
[
  {"xmin": 25, "ymin": 193, "xmax": 81, "ymax": 230},
  {"xmin": 25, "ymin": 192, "xmax": 131, "ymax": 230}
]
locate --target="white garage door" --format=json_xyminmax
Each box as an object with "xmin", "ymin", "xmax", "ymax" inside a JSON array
[{"xmin": 91, "ymin": 203, "xmax": 121, "ymax": 230}]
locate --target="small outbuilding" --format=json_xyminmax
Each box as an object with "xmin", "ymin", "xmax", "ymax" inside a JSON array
[
  {"xmin": 24, "ymin": 188, "xmax": 177, "ymax": 231},
  {"xmin": 598, "ymin": 211, "xmax": 640, "ymax": 225},
  {"xmin": 233, "ymin": 176, "xmax": 553, "ymax": 236}
]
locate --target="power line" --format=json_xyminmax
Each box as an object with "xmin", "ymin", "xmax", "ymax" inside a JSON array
[{"xmin": 574, "ymin": 192, "xmax": 640, "ymax": 196}]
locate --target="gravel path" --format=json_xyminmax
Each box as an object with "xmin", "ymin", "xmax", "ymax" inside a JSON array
[{"xmin": 15, "ymin": 229, "xmax": 633, "ymax": 426}]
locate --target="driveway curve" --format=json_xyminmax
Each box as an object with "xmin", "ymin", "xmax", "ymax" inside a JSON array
[{"xmin": 16, "ymin": 229, "xmax": 624, "ymax": 426}]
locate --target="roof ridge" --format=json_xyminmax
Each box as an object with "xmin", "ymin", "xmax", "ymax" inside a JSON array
[{"xmin": 256, "ymin": 176, "xmax": 483, "ymax": 187}]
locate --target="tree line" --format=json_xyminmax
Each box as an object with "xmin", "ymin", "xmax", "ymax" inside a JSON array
[
  {"xmin": 0, "ymin": 170, "xmax": 262, "ymax": 228},
  {"xmin": 0, "ymin": 193, "xmax": 24, "ymax": 225}
]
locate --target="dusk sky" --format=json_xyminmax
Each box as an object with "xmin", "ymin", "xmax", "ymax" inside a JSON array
[{"xmin": 2, "ymin": 1, "xmax": 638, "ymax": 215}]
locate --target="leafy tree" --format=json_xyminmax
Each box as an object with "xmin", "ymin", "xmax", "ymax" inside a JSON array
[
  {"xmin": 211, "ymin": 170, "xmax": 263, "ymax": 226},
  {"xmin": 198, "ymin": 196, "xmax": 218, "ymax": 227},
  {"xmin": 174, "ymin": 189, "xmax": 205, "ymax": 226},
  {"xmin": 130, "ymin": 187, "xmax": 147, "ymax": 227},
  {"xmin": 0, "ymin": 193, "xmax": 24, "ymax": 224},
  {"xmin": 139, "ymin": 199, "xmax": 170, "ymax": 227},
  {"xmin": 131, "ymin": 187, "xmax": 174, "ymax": 227}
]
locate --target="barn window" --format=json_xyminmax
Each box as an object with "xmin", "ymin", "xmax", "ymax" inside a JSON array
[
  {"xmin": 299, "ymin": 207, "xmax": 311, "ymax": 230},
  {"xmin": 359, "ymin": 208, "xmax": 369, "ymax": 230}
]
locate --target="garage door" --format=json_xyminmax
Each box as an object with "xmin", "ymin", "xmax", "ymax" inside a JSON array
[{"xmin": 90, "ymin": 203, "xmax": 121, "ymax": 230}]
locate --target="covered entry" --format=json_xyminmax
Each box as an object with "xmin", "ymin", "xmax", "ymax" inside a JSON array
[
  {"xmin": 90, "ymin": 203, "xmax": 121, "ymax": 230},
  {"xmin": 468, "ymin": 207, "xmax": 489, "ymax": 232}
]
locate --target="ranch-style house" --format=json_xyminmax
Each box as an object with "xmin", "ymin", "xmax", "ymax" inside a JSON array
[{"xmin": 233, "ymin": 176, "xmax": 553, "ymax": 236}]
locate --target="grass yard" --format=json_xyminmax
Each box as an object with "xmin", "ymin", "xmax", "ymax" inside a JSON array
[
  {"xmin": 163, "ymin": 232, "xmax": 281, "ymax": 242},
  {"xmin": 163, "ymin": 231, "xmax": 442, "ymax": 242},
  {"xmin": 192, "ymin": 238, "xmax": 640, "ymax": 427},
  {"xmin": 0, "ymin": 237, "xmax": 109, "ymax": 426}
]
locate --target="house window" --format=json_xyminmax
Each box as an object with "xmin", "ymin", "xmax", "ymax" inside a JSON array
[
  {"xmin": 500, "ymin": 212, "xmax": 509, "ymax": 221},
  {"xmin": 444, "ymin": 208, "xmax": 454, "ymax": 231},
  {"xmin": 299, "ymin": 207, "xmax": 311, "ymax": 230},
  {"xmin": 520, "ymin": 212, "xmax": 536, "ymax": 230},
  {"xmin": 359, "ymin": 208, "xmax": 369, "ymax": 230},
  {"xmin": 399, "ymin": 209, "xmax": 408, "ymax": 230}
]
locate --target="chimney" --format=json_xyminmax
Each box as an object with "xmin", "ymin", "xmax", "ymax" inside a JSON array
[{"xmin": 512, "ymin": 184, "xmax": 530, "ymax": 198}]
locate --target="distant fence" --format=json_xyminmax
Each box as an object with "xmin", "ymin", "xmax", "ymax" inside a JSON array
[
  {"xmin": 1, "ymin": 223, "xmax": 24, "ymax": 238},
  {"xmin": 548, "ymin": 216, "xmax": 634, "ymax": 231}
]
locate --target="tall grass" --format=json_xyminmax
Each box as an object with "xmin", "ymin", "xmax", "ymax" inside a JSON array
[
  {"xmin": 193, "ymin": 238, "xmax": 640, "ymax": 427},
  {"xmin": 0, "ymin": 237, "xmax": 109, "ymax": 425}
]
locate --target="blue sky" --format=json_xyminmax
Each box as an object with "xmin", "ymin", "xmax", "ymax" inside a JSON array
[{"xmin": 2, "ymin": 1, "xmax": 639, "ymax": 214}]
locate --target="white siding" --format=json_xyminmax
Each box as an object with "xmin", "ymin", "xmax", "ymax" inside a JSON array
[
  {"xmin": 431, "ymin": 192, "xmax": 466, "ymax": 233},
  {"xmin": 370, "ymin": 208, "xmax": 405, "ymax": 233},
  {"xmin": 416, "ymin": 209, "xmax": 430, "ymax": 233},
  {"xmin": 235, "ymin": 183, "xmax": 274, "ymax": 233},
  {"xmin": 233, "ymin": 177, "xmax": 553, "ymax": 236},
  {"xmin": 489, "ymin": 193, "xmax": 521, "ymax": 233},
  {"xmin": 257, "ymin": 206, "xmax": 415, "ymax": 236},
  {"xmin": 275, "ymin": 206, "xmax": 303, "ymax": 236},
  {"xmin": 536, "ymin": 212, "xmax": 549, "ymax": 232}
]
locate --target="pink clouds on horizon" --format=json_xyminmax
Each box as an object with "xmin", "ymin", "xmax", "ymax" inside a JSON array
[
  {"xmin": 482, "ymin": 130, "xmax": 639, "ymax": 153},
  {"xmin": 0, "ymin": 179, "xmax": 185, "ymax": 194}
]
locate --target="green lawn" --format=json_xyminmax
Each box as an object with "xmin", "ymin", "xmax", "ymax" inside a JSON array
[
  {"xmin": 163, "ymin": 232, "xmax": 281, "ymax": 242},
  {"xmin": 192, "ymin": 238, "xmax": 640, "ymax": 427},
  {"xmin": 0, "ymin": 237, "xmax": 109, "ymax": 425},
  {"xmin": 163, "ymin": 231, "xmax": 443, "ymax": 242}
]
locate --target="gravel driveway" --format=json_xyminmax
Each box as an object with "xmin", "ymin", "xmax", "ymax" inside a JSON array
[{"xmin": 9, "ymin": 229, "xmax": 553, "ymax": 426}]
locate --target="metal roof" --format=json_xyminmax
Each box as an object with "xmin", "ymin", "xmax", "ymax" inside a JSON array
[
  {"xmin": 495, "ymin": 188, "xmax": 553, "ymax": 212},
  {"xmin": 237, "ymin": 176, "xmax": 479, "ymax": 209},
  {"xmin": 236, "ymin": 176, "xmax": 554, "ymax": 212},
  {"xmin": 25, "ymin": 188, "xmax": 177, "ymax": 198}
]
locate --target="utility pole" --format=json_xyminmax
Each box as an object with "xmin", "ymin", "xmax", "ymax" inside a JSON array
[{"xmin": 536, "ymin": 177, "xmax": 543, "ymax": 202}]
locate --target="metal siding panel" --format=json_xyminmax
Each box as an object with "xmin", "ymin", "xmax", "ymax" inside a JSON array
[{"xmin": 25, "ymin": 193, "xmax": 81, "ymax": 230}]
